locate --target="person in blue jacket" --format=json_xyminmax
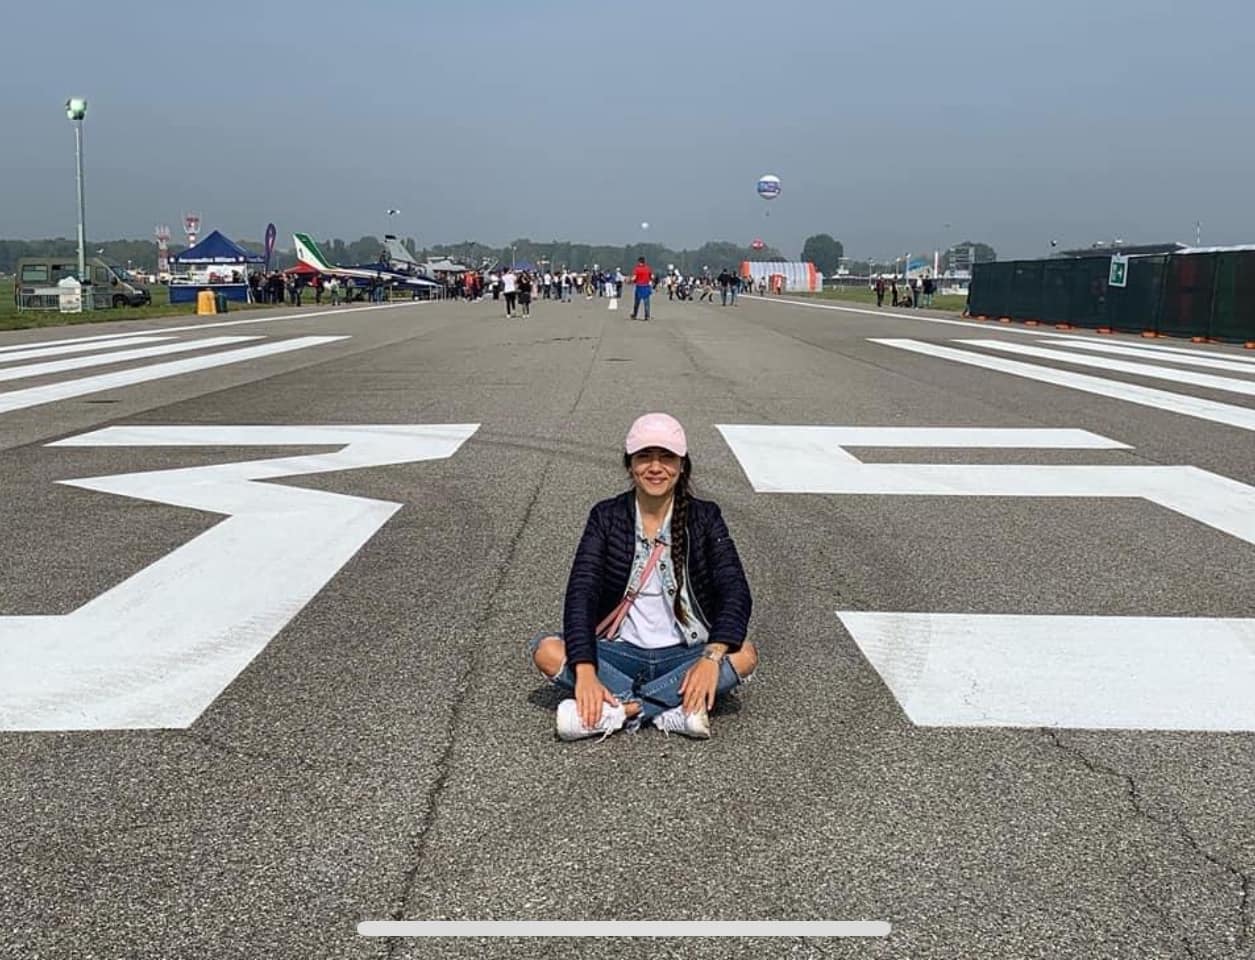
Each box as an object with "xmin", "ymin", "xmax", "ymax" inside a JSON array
[{"xmin": 530, "ymin": 412, "xmax": 757, "ymax": 741}]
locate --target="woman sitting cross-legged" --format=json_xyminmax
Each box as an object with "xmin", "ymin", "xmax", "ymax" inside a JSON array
[{"xmin": 529, "ymin": 412, "xmax": 758, "ymax": 740}]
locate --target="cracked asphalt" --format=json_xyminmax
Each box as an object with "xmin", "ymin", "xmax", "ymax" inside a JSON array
[{"xmin": 1, "ymin": 294, "xmax": 1252, "ymax": 959}]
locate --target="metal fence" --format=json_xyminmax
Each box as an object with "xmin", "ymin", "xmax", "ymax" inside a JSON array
[{"xmin": 970, "ymin": 252, "xmax": 1255, "ymax": 342}]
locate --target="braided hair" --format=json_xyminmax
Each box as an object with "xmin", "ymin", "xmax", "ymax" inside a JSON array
[{"xmin": 625, "ymin": 453, "xmax": 693, "ymax": 624}]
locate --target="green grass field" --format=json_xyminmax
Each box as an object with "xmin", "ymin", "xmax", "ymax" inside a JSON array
[
  {"xmin": 799, "ymin": 286, "xmax": 968, "ymax": 313},
  {"xmin": 0, "ymin": 283, "xmax": 274, "ymax": 332}
]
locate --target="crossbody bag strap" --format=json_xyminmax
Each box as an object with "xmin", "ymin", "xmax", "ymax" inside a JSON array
[{"xmin": 595, "ymin": 539, "xmax": 667, "ymax": 639}]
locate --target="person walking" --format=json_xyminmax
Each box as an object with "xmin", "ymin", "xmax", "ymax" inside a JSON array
[
  {"xmin": 874, "ymin": 275, "xmax": 886, "ymax": 307},
  {"xmin": 529, "ymin": 412, "xmax": 757, "ymax": 740},
  {"xmin": 630, "ymin": 256, "xmax": 653, "ymax": 320},
  {"xmin": 518, "ymin": 270, "xmax": 533, "ymax": 318},
  {"xmin": 501, "ymin": 267, "xmax": 518, "ymax": 318},
  {"xmin": 327, "ymin": 275, "xmax": 341, "ymax": 306}
]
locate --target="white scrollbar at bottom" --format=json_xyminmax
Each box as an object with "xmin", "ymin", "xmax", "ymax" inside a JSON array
[{"xmin": 358, "ymin": 921, "xmax": 891, "ymax": 938}]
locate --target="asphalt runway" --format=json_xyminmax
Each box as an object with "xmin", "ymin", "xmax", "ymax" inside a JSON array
[{"xmin": 1, "ymin": 292, "xmax": 1252, "ymax": 959}]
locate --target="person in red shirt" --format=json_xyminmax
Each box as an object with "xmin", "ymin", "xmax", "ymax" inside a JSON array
[{"xmin": 630, "ymin": 256, "xmax": 653, "ymax": 320}]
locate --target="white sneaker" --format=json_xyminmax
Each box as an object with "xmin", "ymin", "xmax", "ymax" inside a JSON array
[
  {"xmin": 653, "ymin": 705, "xmax": 711, "ymax": 739},
  {"xmin": 556, "ymin": 699, "xmax": 627, "ymax": 741}
]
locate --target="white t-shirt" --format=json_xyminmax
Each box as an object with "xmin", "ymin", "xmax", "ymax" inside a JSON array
[
  {"xmin": 619, "ymin": 565, "xmax": 679, "ymax": 649},
  {"xmin": 502, "ymin": 272, "xmax": 517, "ymax": 294}
]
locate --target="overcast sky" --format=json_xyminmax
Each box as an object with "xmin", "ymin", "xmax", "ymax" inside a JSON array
[{"xmin": 2, "ymin": 0, "xmax": 1249, "ymax": 260}]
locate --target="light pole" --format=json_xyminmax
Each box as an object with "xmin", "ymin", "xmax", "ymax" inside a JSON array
[{"xmin": 66, "ymin": 97, "xmax": 90, "ymax": 309}]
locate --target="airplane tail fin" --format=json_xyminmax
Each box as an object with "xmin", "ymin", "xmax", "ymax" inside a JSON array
[{"xmin": 292, "ymin": 233, "xmax": 334, "ymax": 271}]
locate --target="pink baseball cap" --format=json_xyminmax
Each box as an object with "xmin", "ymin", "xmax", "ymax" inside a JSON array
[{"xmin": 625, "ymin": 412, "xmax": 688, "ymax": 457}]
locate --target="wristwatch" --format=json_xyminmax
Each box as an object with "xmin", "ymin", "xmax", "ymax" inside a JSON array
[{"xmin": 701, "ymin": 648, "xmax": 724, "ymax": 664}]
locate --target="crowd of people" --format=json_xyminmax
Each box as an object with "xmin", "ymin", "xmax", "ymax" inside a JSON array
[
  {"xmin": 241, "ymin": 260, "xmax": 782, "ymax": 315},
  {"xmin": 246, "ymin": 270, "xmax": 400, "ymax": 306},
  {"xmin": 465, "ymin": 262, "xmax": 768, "ymax": 319},
  {"xmin": 872, "ymin": 273, "xmax": 937, "ymax": 308},
  {"xmin": 480, "ymin": 267, "xmax": 626, "ymax": 304},
  {"xmin": 662, "ymin": 268, "xmax": 765, "ymax": 303}
]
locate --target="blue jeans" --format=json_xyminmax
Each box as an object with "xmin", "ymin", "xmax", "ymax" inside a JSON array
[
  {"xmin": 632, "ymin": 286, "xmax": 651, "ymax": 319},
  {"xmin": 529, "ymin": 633, "xmax": 742, "ymax": 721}
]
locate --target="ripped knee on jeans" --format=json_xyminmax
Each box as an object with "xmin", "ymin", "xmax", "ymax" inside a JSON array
[{"xmin": 530, "ymin": 633, "xmax": 566, "ymax": 681}]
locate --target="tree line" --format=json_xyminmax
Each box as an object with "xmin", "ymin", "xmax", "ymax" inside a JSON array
[
  {"xmin": 0, "ymin": 235, "xmax": 786, "ymax": 276},
  {"xmin": 0, "ymin": 234, "xmax": 995, "ymax": 277},
  {"xmin": 421, "ymin": 238, "xmax": 786, "ymax": 275}
]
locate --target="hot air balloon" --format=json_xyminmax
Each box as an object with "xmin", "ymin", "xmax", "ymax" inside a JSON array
[{"xmin": 756, "ymin": 174, "xmax": 781, "ymax": 201}]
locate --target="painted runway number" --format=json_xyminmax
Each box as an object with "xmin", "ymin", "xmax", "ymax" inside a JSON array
[
  {"xmin": 718, "ymin": 425, "xmax": 1255, "ymax": 732},
  {"xmin": 0, "ymin": 424, "xmax": 478, "ymax": 731}
]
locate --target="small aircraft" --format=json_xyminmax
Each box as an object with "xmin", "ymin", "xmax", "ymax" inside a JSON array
[{"xmin": 291, "ymin": 232, "xmax": 441, "ymax": 291}]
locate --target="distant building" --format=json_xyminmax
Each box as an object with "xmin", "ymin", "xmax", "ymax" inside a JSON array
[{"xmin": 1053, "ymin": 242, "xmax": 1187, "ymax": 259}]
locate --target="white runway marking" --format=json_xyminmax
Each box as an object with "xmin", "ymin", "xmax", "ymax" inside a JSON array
[
  {"xmin": 1054, "ymin": 334, "xmax": 1255, "ymax": 365},
  {"xmin": 871, "ymin": 338, "xmax": 1255, "ymax": 432},
  {"xmin": 743, "ymin": 295, "xmax": 1061, "ymax": 337},
  {"xmin": 0, "ymin": 424, "xmax": 479, "ymax": 731},
  {"xmin": 720, "ymin": 425, "xmax": 1255, "ymax": 731},
  {"xmin": 0, "ymin": 336, "xmax": 173, "ymax": 363},
  {"xmin": 0, "ymin": 331, "xmax": 177, "ymax": 353},
  {"xmin": 0, "ymin": 336, "xmax": 260, "ymax": 383},
  {"xmin": 1045, "ymin": 337, "xmax": 1255, "ymax": 372},
  {"xmin": 966, "ymin": 339, "xmax": 1255, "ymax": 396},
  {"xmin": 750, "ymin": 295, "xmax": 1254, "ymax": 362},
  {"xmin": 0, "ymin": 336, "xmax": 346, "ymax": 414},
  {"xmin": 718, "ymin": 424, "xmax": 1254, "ymax": 543},
  {"xmin": 839, "ymin": 612, "xmax": 1255, "ymax": 730},
  {"xmin": 0, "ymin": 299, "xmax": 421, "ymax": 354}
]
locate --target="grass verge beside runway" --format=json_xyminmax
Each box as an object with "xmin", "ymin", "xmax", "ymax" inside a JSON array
[
  {"xmin": 1, "ymin": 286, "xmax": 432, "ymax": 331},
  {"xmin": 799, "ymin": 286, "xmax": 968, "ymax": 313},
  {"xmin": 0, "ymin": 285, "xmax": 270, "ymax": 331}
]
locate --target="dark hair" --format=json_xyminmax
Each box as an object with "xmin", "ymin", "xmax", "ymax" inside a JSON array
[{"xmin": 624, "ymin": 451, "xmax": 692, "ymax": 624}]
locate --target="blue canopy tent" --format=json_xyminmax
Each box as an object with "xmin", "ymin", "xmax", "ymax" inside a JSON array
[{"xmin": 169, "ymin": 230, "xmax": 265, "ymax": 303}]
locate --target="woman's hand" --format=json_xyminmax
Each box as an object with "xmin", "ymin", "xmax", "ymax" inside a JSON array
[
  {"xmin": 574, "ymin": 665, "xmax": 619, "ymax": 729},
  {"xmin": 678, "ymin": 657, "xmax": 720, "ymax": 715}
]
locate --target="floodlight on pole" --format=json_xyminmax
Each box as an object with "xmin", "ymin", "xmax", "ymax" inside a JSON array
[{"xmin": 66, "ymin": 98, "xmax": 91, "ymax": 309}]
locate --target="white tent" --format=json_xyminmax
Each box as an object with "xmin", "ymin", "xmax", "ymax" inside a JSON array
[{"xmin": 740, "ymin": 261, "xmax": 822, "ymax": 292}]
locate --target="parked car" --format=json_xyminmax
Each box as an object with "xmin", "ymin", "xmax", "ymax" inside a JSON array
[{"xmin": 13, "ymin": 256, "xmax": 152, "ymax": 309}]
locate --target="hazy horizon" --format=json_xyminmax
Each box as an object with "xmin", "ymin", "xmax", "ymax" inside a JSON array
[{"xmin": 2, "ymin": 0, "xmax": 1250, "ymax": 261}]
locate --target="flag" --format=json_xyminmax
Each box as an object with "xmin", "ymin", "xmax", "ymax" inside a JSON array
[{"xmin": 264, "ymin": 223, "xmax": 276, "ymax": 271}]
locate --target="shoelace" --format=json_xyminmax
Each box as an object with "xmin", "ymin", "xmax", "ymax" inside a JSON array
[
  {"xmin": 653, "ymin": 708, "xmax": 684, "ymax": 736},
  {"xmin": 593, "ymin": 707, "xmax": 625, "ymax": 743}
]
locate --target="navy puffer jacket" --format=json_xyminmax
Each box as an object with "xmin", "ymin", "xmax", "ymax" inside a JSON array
[{"xmin": 563, "ymin": 490, "xmax": 752, "ymax": 666}]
